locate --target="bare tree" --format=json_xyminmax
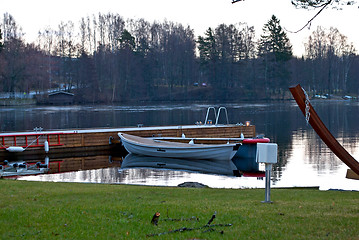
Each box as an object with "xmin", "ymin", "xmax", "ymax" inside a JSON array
[
  {"xmin": 37, "ymin": 26, "xmax": 54, "ymax": 90},
  {"xmin": 79, "ymin": 17, "xmax": 87, "ymax": 54},
  {"xmin": 2, "ymin": 13, "xmax": 24, "ymax": 42},
  {"xmin": 305, "ymin": 26, "xmax": 356, "ymax": 93}
]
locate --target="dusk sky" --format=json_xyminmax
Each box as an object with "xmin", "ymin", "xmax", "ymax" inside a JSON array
[{"xmin": 1, "ymin": 0, "xmax": 358, "ymax": 56}]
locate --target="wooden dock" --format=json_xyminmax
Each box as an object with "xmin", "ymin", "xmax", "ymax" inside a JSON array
[{"xmin": 0, "ymin": 124, "xmax": 256, "ymax": 162}]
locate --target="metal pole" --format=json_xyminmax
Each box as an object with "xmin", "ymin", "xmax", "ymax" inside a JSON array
[{"xmin": 262, "ymin": 163, "xmax": 273, "ymax": 203}]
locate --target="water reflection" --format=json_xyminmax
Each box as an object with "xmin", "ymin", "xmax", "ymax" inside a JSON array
[
  {"xmin": 18, "ymin": 154, "xmax": 266, "ymax": 188},
  {"xmin": 117, "ymin": 167, "xmax": 265, "ymax": 189},
  {"xmin": 121, "ymin": 154, "xmax": 240, "ymax": 176},
  {"xmin": 3, "ymin": 101, "xmax": 359, "ymax": 190},
  {"xmin": 15, "ymin": 148, "xmax": 359, "ymax": 190},
  {"xmin": 274, "ymin": 129, "xmax": 359, "ymax": 191}
]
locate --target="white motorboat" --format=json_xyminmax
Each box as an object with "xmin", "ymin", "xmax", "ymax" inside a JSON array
[{"xmin": 118, "ymin": 133, "xmax": 240, "ymax": 161}]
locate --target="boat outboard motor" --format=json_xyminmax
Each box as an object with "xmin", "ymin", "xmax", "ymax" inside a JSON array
[
  {"xmin": 0, "ymin": 165, "xmax": 3, "ymax": 170},
  {"xmin": 36, "ymin": 162, "xmax": 48, "ymax": 168},
  {"xmin": 4, "ymin": 160, "xmax": 8, "ymax": 166},
  {"xmin": 18, "ymin": 164, "xmax": 27, "ymax": 169},
  {"xmin": 12, "ymin": 163, "xmax": 19, "ymax": 168}
]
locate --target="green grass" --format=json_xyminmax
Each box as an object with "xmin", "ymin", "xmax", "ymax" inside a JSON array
[{"xmin": 0, "ymin": 180, "xmax": 358, "ymax": 240}]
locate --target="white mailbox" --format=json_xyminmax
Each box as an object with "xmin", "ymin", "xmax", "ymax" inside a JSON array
[{"xmin": 256, "ymin": 143, "xmax": 278, "ymax": 164}]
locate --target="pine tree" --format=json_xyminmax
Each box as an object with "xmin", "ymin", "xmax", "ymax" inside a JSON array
[
  {"xmin": 258, "ymin": 15, "xmax": 292, "ymax": 62},
  {"xmin": 197, "ymin": 28, "xmax": 218, "ymax": 64},
  {"xmin": 197, "ymin": 28, "xmax": 219, "ymax": 86},
  {"xmin": 258, "ymin": 15, "xmax": 293, "ymax": 95}
]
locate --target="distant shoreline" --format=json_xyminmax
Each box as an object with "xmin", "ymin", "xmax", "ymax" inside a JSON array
[
  {"xmin": 1, "ymin": 93, "xmax": 357, "ymax": 106},
  {"xmin": 0, "ymin": 98, "xmax": 36, "ymax": 106}
]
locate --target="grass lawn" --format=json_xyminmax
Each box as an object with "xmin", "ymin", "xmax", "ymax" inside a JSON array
[{"xmin": 0, "ymin": 180, "xmax": 358, "ymax": 239}]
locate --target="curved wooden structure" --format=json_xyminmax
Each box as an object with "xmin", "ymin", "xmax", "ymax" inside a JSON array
[{"xmin": 289, "ymin": 84, "xmax": 359, "ymax": 175}]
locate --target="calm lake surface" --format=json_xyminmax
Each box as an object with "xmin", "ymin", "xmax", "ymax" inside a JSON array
[{"xmin": 1, "ymin": 101, "xmax": 359, "ymax": 191}]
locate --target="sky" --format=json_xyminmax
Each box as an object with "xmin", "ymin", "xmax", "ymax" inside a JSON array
[{"xmin": 1, "ymin": 0, "xmax": 358, "ymax": 56}]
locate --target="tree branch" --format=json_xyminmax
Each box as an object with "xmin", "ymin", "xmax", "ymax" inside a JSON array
[
  {"xmin": 291, "ymin": 0, "xmax": 333, "ymax": 9},
  {"xmin": 286, "ymin": 0, "xmax": 333, "ymax": 33}
]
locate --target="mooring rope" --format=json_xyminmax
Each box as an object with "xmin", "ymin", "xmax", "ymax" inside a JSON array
[
  {"xmin": 1, "ymin": 127, "xmax": 45, "ymax": 151},
  {"xmin": 23, "ymin": 134, "xmax": 43, "ymax": 150},
  {"xmin": 0, "ymin": 142, "xmax": 7, "ymax": 148}
]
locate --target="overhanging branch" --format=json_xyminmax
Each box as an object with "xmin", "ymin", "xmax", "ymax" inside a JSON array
[{"xmin": 286, "ymin": 0, "xmax": 333, "ymax": 33}]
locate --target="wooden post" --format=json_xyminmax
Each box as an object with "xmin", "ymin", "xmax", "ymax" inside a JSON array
[{"xmin": 289, "ymin": 84, "xmax": 359, "ymax": 175}]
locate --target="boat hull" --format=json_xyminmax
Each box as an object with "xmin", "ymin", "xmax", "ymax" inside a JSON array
[{"xmin": 119, "ymin": 133, "xmax": 239, "ymax": 161}]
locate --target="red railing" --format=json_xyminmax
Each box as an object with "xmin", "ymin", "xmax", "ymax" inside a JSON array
[{"xmin": 0, "ymin": 132, "xmax": 75, "ymax": 149}]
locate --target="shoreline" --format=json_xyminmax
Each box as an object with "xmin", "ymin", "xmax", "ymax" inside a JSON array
[{"xmin": 0, "ymin": 180, "xmax": 358, "ymax": 239}]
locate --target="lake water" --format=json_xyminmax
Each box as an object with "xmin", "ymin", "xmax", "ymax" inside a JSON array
[{"xmin": 1, "ymin": 101, "xmax": 359, "ymax": 191}]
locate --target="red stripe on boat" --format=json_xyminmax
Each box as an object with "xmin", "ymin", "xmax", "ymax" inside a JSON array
[
  {"xmin": 242, "ymin": 138, "xmax": 270, "ymax": 144},
  {"xmin": 242, "ymin": 171, "xmax": 265, "ymax": 178}
]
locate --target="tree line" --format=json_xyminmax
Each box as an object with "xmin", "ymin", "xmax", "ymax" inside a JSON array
[{"xmin": 0, "ymin": 13, "xmax": 357, "ymax": 103}]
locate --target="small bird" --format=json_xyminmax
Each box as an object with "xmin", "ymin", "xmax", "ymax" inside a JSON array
[{"xmin": 151, "ymin": 212, "xmax": 160, "ymax": 225}]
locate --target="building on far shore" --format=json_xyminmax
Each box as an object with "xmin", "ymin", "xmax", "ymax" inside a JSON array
[{"xmin": 47, "ymin": 91, "xmax": 74, "ymax": 105}]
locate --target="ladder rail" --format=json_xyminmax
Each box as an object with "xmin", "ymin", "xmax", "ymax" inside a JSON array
[
  {"xmin": 215, "ymin": 107, "xmax": 229, "ymax": 125},
  {"xmin": 204, "ymin": 106, "xmax": 229, "ymax": 125},
  {"xmin": 204, "ymin": 107, "xmax": 217, "ymax": 125}
]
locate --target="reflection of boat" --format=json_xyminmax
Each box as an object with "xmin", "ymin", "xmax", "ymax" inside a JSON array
[
  {"xmin": 151, "ymin": 136, "xmax": 270, "ymax": 172},
  {"xmin": 0, "ymin": 160, "xmax": 49, "ymax": 177},
  {"xmin": 118, "ymin": 133, "xmax": 240, "ymax": 161},
  {"xmin": 121, "ymin": 154, "xmax": 240, "ymax": 176}
]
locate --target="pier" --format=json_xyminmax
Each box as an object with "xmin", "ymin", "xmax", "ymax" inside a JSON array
[{"xmin": 0, "ymin": 124, "xmax": 256, "ymax": 162}]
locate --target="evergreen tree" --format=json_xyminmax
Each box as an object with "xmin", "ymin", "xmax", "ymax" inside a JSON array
[
  {"xmin": 197, "ymin": 28, "xmax": 219, "ymax": 86},
  {"xmin": 119, "ymin": 29, "xmax": 135, "ymax": 50},
  {"xmin": 258, "ymin": 15, "xmax": 293, "ymax": 95},
  {"xmin": 258, "ymin": 15, "xmax": 292, "ymax": 62}
]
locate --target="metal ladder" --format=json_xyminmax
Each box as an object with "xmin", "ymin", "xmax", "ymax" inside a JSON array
[{"xmin": 204, "ymin": 107, "xmax": 229, "ymax": 125}]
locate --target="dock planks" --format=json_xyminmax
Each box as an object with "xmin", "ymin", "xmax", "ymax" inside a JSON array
[{"xmin": 0, "ymin": 124, "xmax": 256, "ymax": 161}]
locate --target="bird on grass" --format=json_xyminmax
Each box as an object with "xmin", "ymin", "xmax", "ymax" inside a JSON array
[{"xmin": 151, "ymin": 212, "xmax": 160, "ymax": 225}]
